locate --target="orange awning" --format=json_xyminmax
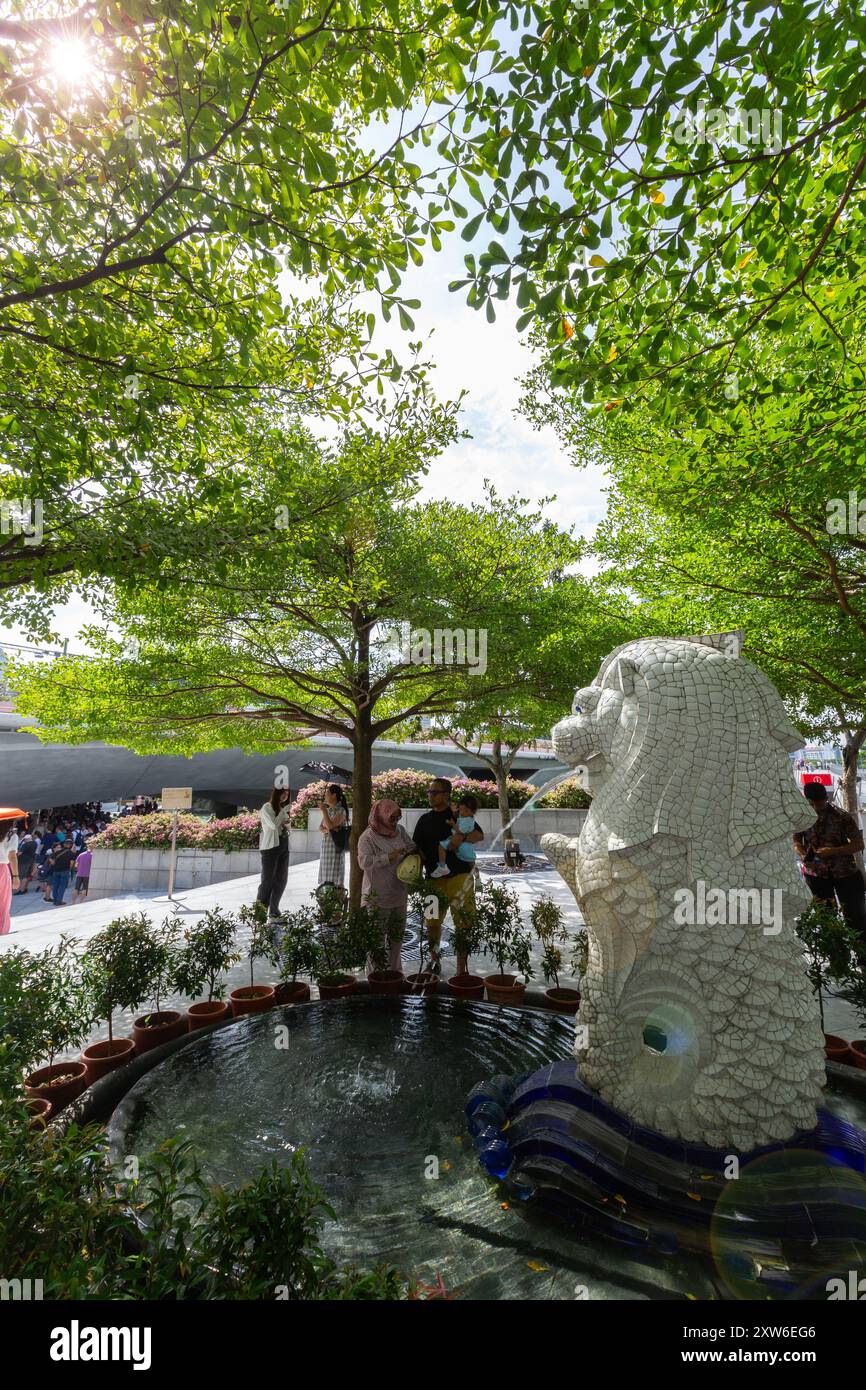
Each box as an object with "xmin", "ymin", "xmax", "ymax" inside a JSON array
[{"xmin": 0, "ymin": 807, "xmax": 27, "ymax": 821}]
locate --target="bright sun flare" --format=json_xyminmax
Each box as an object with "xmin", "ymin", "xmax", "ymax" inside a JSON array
[{"xmin": 48, "ymin": 38, "xmax": 95, "ymax": 88}]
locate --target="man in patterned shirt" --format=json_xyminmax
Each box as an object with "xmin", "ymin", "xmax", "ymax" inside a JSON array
[{"xmin": 793, "ymin": 783, "xmax": 866, "ymax": 945}]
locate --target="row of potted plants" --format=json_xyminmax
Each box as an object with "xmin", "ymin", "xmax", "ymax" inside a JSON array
[
  {"xmin": 394, "ymin": 880, "xmax": 588, "ymax": 1011},
  {"xmin": 1, "ymin": 894, "xmax": 403, "ymax": 1119},
  {"xmin": 796, "ymin": 899, "xmax": 866, "ymax": 1069},
  {"xmin": 1, "ymin": 883, "xmax": 591, "ymax": 1123}
]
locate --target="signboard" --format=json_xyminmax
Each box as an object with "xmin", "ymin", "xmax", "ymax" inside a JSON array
[{"xmin": 162, "ymin": 787, "xmax": 192, "ymax": 811}]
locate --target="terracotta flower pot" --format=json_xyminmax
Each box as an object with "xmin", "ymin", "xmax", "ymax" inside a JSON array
[
  {"xmin": 406, "ymin": 971, "xmax": 438, "ymax": 996},
  {"xmin": 544, "ymin": 987, "xmax": 581, "ymax": 1014},
  {"xmin": 27, "ymin": 1097, "xmax": 52, "ymax": 1128},
  {"xmin": 484, "ymin": 973, "xmax": 525, "ymax": 1006},
  {"xmin": 824, "ymin": 1032, "xmax": 853, "ymax": 1065},
  {"xmin": 317, "ymin": 976, "xmax": 357, "ymax": 1000},
  {"xmin": 273, "ymin": 981, "xmax": 311, "ymax": 1007},
  {"xmin": 446, "ymin": 972, "xmax": 485, "ymax": 1000},
  {"xmin": 132, "ymin": 1010, "xmax": 187, "ymax": 1054},
  {"xmin": 25, "ymin": 1061, "xmax": 89, "ymax": 1110},
  {"xmin": 81, "ymin": 1037, "xmax": 135, "ymax": 1082},
  {"xmin": 187, "ymin": 1000, "xmax": 231, "ymax": 1031},
  {"xmin": 367, "ymin": 970, "xmax": 405, "ymax": 996},
  {"xmin": 230, "ymin": 985, "xmax": 276, "ymax": 1017},
  {"xmin": 850, "ymin": 1039, "xmax": 866, "ymax": 1071}
]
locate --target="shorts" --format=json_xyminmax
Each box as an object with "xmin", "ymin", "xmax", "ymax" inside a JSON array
[{"xmin": 75, "ymin": 876, "xmax": 90, "ymax": 891}]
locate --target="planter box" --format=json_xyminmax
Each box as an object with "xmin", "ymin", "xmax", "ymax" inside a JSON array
[{"xmin": 88, "ymin": 808, "xmax": 587, "ymax": 899}]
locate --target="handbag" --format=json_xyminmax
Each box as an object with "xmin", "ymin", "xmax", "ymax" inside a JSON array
[
  {"xmin": 329, "ymin": 823, "xmax": 350, "ymax": 852},
  {"xmin": 395, "ymin": 852, "xmax": 423, "ymax": 884}
]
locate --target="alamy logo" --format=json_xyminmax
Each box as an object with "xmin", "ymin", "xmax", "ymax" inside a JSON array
[
  {"xmin": 385, "ymin": 623, "xmax": 487, "ymax": 676},
  {"xmin": 825, "ymin": 1271, "xmax": 866, "ymax": 1300},
  {"xmin": 673, "ymin": 881, "xmax": 782, "ymax": 935},
  {"xmin": 826, "ymin": 492, "xmax": 866, "ymax": 535},
  {"xmin": 0, "ymin": 1277, "xmax": 43, "ymax": 1300},
  {"xmin": 49, "ymin": 1321, "xmax": 152, "ymax": 1370},
  {"xmin": 671, "ymin": 99, "xmax": 783, "ymax": 154},
  {"xmin": 1, "ymin": 497, "xmax": 43, "ymax": 545}
]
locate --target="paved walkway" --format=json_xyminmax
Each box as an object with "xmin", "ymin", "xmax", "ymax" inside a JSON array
[{"xmin": 3, "ymin": 855, "xmax": 860, "ymax": 1051}]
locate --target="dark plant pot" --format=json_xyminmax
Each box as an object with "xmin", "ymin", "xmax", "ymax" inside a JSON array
[
  {"xmin": 132, "ymin": 1010, "xmax": 187, "ymax": 1054},
  {"xmin": 25, "ymin": 1061, "xmax": 89, "ymax": 1110},
  {"xmin": 824, "ymin": 1032, "xmax": 853, "ymax": 1065},
  {"xmin": 187, "ymin": 1000, "xmax": 231, "ymax": 1031},
  {"xmin": 81, "ymin": 1037, "xmax": 136, "ymax": 1082},
  {"xmin": 446, "ymin": 972, "xmax": 485, "ymax": 1000},
  {"xmin": 367, "ymin": 970, "xmax": 405, "ymax": 996},
  {"xmin": 406, "ymin": 971, "xmax": 438, "ymax": 996},
  {"xmin": 484, "ymin": 973, "xmax": 525, "ymax": 1006},
  {"xmin": 317, "ymin": 976, "xmax": 357, "ymax": 1000},
  {"xmin": 544, "ymin": 987, "xmax": 581, "ymax": 1014},
  {"xmin": 27, "ymin": 1097, "xmax": 52, "ymax": 1128},
  {"xmin": 230, "ymin": 986, "xmax": 276, "ymax": 1017},
  {"xmin": 850, "ymin": 1039, "xmax": 866, "ymax": 1071},
  {"xmin": 273, "ymin": 981, "xmax": 311, "ymax": 1007}
]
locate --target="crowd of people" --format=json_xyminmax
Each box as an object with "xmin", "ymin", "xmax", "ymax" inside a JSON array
[
  {"xmin": 256, "ymin": 778, "xmax": 483, "ymax": 974},
  {"xmin": 0, "ymin": 802, "xmax": 113, "ymax": 933}
]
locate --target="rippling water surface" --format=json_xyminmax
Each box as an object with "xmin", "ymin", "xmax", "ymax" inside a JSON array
[{"xmin": 109, "ymin": 997, "xmax": 865, "ymax": 1300}]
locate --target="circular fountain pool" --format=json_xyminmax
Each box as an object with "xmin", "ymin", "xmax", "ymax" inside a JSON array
[{"xmin": 108, "ymin": 996, "xmax": 866, "ymax": 1301}]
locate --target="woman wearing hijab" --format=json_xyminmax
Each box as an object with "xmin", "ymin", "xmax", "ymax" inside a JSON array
[
  {"xmin": 0, "ymin": 815, "xmax": 21, "ymax": 935},
  {"xmin": 356, "ymin": 799, "xmax": 416, "ymax": 972}
]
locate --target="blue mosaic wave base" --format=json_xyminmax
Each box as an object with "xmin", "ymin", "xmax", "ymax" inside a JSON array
[{"xmin": 466, "ymin": 1061, "xmax": 866, "ymax": 1298}]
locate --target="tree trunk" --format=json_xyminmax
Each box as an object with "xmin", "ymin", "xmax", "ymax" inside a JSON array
[
  {"xmin": 840, "ymin": 727, "xmax": 865, "ymax": 822},
  {"xmin": 349, "ymin": 713, "xmax": 373, "ymax": 909},
  {"xmin": 491, "ymin": 738, "xmax": 511, "ymax": 835}
]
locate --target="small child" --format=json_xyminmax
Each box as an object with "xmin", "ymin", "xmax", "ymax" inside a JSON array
[{"xmin": 431, "ymin": 795, "xmax": 478, "ymax": 877}]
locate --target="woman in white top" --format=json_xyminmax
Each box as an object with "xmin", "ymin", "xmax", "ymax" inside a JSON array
[
  {"xmin": 257, "ymin": 786, "xmax": 291, "ymax": 922},
  {"xmin": 0, "ymin": 817, "xmax": 21, "ymax": 936}
]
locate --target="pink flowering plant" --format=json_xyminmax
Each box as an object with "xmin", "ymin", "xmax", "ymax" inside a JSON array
[
  {"xmin": 89, "ymin": 813, "xmax": 260, "ymax": 852},
  {"xmin": 289, "ymin": 771, "xmax": 536, "ymax": 826}
]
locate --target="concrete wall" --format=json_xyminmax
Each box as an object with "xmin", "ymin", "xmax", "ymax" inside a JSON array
[{"xmin": 88, "ymin": 808, "xmax": 587, "ymax": 899}]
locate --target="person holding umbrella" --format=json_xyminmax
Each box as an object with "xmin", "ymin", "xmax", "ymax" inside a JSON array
[{"xmin": 0, "ymin": 808, "xmax": 25, "ymax": 935}]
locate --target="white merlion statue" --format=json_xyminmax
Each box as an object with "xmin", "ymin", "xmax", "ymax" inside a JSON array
[{"xmin": 541, "ymin": 635, "xmax": 826, "ymax": 1152}]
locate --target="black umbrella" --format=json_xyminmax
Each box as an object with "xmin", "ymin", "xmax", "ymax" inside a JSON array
[{"xmin": 300, "ymin": 762, "xmax": 353, "ymax": 784}]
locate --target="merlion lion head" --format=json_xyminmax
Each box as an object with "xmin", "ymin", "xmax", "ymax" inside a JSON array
[
  {"xmin": 552, "ymin": 636, "xmax": 813, "ymax": 855},
  {"xmin": 545, "ymin": 635, "xmax": 826, "ymax": 1149}
]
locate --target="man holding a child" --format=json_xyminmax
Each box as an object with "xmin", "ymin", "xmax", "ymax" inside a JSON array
[{"xmin": 412, "ymin": 778, "xmax": 484, "ymax": 976}]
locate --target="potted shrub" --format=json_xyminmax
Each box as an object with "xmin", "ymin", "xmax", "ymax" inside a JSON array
[
  {"xmin": 367, "ymin": 899, "xmax": 407, "ymax": 995},
  {"xmin": 406, "ymin": 926, "xmax": 439, "ymax": 996},
  {"xmin": 132, "ymin": 916, "xmax": 187, "ymax": 1053},
  {"xmin": 476, "ymin": 882, "xmax": 533, "ymax": 1005},
  {"xmin": 272, "ymin": 906, "xmax": 319, "ymax": 1005},
  {"xmin": 230, "ymin": 902, "xmax": 277, "ymax": 1016},
  {"xmin": 173, "ymin": 908, "xmax": 240, "ymax": 1030},
  {"xmin": 79, "ymin": 913, "xmax": 154, "ymax": 1079},
  {"xmin": 531, "ymin": 896, "xmax": 581, "ymax": 1013},
  {"xmin": 20, "ymin": 938, "xmax": 92, "ymax": 1109},
  {"xmin": 795, "ymin": 899, "xmax": 858, "ymax": 1063},
  {"xmin": 312, "ymin": 893, "xmax": 362, "ymax": 1000},
  {"xmin": 439, "ymin": 887, "xmax": 484, "ymax": 1000}
]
